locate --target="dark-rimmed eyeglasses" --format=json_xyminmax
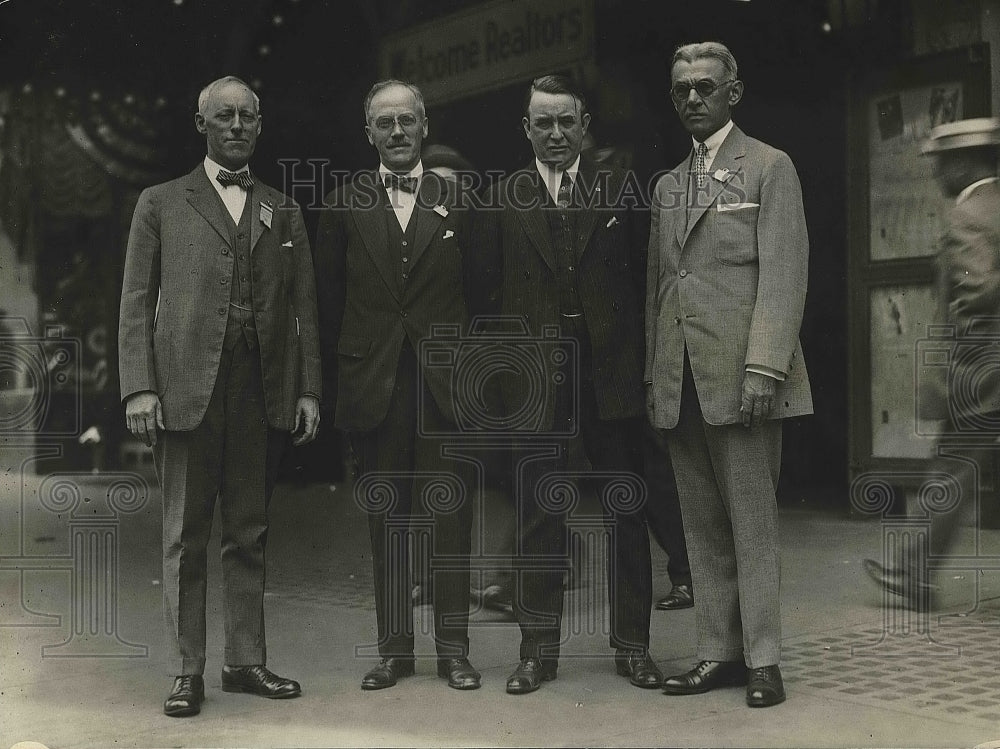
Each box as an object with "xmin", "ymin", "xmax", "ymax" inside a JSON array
[
  {"xmin": 371, "ymin": 114, "xmax": 421, "ymax": 132},
  {"xmin": 670, "ymin": 79, "xmax": 735, "ymax": 103}
]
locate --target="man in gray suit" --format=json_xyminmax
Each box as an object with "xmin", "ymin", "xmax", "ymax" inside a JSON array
[
  {"xmin": 646, "ymin": 42, "xmax": 812, "ymax": 707},
  {"xmin": 314, "ymin": 80, "xmax": 480, "ymax": 692},
  {"xmin": 119, "ymin": 76, "xmax": 321, "ymax": 716}
]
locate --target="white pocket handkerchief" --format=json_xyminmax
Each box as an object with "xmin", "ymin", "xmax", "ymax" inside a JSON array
[
  {"xmin": 717, "ymin": 202, "xmax": 760, "ymax": 212},
  {"xmin": 282, "ymin": 240, "xmax": 294, "ymax": 247},
  {"xmin": 443, "ymin": 230, "xmax": 455, "ymax": 239}
]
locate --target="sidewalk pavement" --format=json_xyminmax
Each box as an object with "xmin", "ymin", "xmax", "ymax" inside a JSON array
[{"xmin": 3, "ymin": 468, "xmax": 1000, "ymax": 748}]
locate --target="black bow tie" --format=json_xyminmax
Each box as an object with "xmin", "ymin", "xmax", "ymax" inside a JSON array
[
  {"xmin": 384, "ymin": 174, "xmax": 418, "ymax": 193},
  {"xmin": 217, "ymin": 169, "xmax": 253, "ymax": 190}
]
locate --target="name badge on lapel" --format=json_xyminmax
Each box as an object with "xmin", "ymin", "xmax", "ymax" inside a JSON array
[
  {"xmin": 259, "ymin": 201, "xmax": 273, "ymax": 229},
  {"xmin": 712, "ymin": 168, "xmax": 733, "ymax": 183},
  {"xmin": 433, "ymin": 204, "xmax": 449, "ymax": 218}
]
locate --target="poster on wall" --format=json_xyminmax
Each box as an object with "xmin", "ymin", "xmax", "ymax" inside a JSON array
[{"xmin": 868, "ymin": 83, "xmax": 962, "ymax": 261}]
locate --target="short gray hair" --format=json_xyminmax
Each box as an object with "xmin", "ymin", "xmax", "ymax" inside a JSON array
[
  {"xmin": 363, "ymin": 79, "xmax": 426, "ymax": 124},
  {"xmin": 671, "ymin": 42, "xmax": 738, "ymax": 80},
  {"xmin": 198, "ymin": 76, "xmax": 260, "ymax": 115}
]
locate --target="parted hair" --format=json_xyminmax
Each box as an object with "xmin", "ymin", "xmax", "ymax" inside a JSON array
[
  {"xmin": 523, "ymin": 74, "xmax": 589, "ymax": 118},
  {"xmin": 363, "ymin": 79, "xmax": 426, "ymax": 123},
  {"xmin": 671, "ymin": 42, "xmax": 738, "ymax": 80}
]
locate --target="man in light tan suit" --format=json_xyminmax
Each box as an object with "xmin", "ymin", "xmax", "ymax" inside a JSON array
[
  {"xmin": 119, "ymin": 76, "xmax": 320, "ymax": 717},
  {"xmin": 645, "ymin": 42, "xmax": 812, "ymax": 708}
]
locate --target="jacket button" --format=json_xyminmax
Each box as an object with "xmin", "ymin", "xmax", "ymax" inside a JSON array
[
  {"xmin": 221, "ymin": 278, "xmax": 228, "ymax": 285},
  {"xmin": 612, "ymin": 301, "xmax": 620, "ymax": 311},
  {"xmin": 679, "ymin": 269, "xmax": 688, "ymax": 278},
  {"xmin": 674, "ymin": 316, "xmax": 681, "ymax": 325},
  {"xmin": 523, "ymin": 270, "xmax": 530, "ymax": 278},
  {"xmin": 400, "ymin": 310, "xmax": 408, "ymax": 318},
  {"xmin": 217, "ymin": 307, "xmax": 226, "ymax": 315},
  {"xmin": 222, "ymin": 248, "xmax": 229, "ymax": 255}
]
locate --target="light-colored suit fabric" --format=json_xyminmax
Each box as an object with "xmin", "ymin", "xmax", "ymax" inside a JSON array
[
  {"xmin": 119, "ymin": 166, "xmax": 321, "ymax": 428},
  {"xmin": 645, "ymin": 125, "xmax": 812, "ymax": 667},
  {"xmin": 314, "ymin": 170, "xmax": 475, "ymax": 659},
  {"xmin": 118, "ymin": 165, "xmax": 320, "ymax": 674}
]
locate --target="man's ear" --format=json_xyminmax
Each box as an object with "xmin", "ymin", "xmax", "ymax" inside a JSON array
[
  {"xmin": 364, "ymin": 124, "xmax": 375, "ymax": 146},
  {"xmin": 195, "ymin": 112, "xmax": 207, "ymax": 135},
  {"xmin": 729, "ymin": 80, "xmax": 744, "ymax": 108},
  {"xmin": 522, "ymin": 116, "xmax": 531, "ymax": 140},
  {"xmin": 581, "ymin": 112, "xmax": 592, "ymax": 135}
]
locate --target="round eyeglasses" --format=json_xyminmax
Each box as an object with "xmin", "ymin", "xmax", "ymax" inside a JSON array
[{"xmin": 670, "ymin": 79, "xmax": 736, "ymax": 103}]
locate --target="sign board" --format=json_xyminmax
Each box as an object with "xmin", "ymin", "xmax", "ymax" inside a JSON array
[{"xmin": 378, "ymin": 0, "xmax": 594, "ymax": 105}]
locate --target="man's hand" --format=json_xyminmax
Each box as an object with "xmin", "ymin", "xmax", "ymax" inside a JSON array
[
  {"xmin": 125, "ymin": 391, "xmax": 164, "ymax": 447},
  {"xmin": 740, "ymin": 371, "xmax": 776, "ymax": 428},
  {"xmin": 292, "ymin": 395, "xmax": 320, "ymax": 445}
]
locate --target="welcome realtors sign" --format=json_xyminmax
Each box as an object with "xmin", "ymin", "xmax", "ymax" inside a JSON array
[{"xmin": 378, "ymin": 0, "xmax": 595, "ymax": 105}]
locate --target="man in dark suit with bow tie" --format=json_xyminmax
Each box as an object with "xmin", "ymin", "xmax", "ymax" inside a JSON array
[
  {"xmin": 314, "ymin": 79, "xmax": 480, "ymax": 691},
  {"xmin": 468, "ymin": 74, "xmax": 660, "ymax": 694},
  {"xmin": 119, "ymin": 76, "xmax": 321, "ymax": 716}
]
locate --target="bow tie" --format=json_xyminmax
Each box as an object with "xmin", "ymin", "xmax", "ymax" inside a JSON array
[
  {"xmin": 384, "ymin": 174, "xmax": 418, "ymax": 193},
  {"xmin": 217, "ymin": 169, "xmax": 253, "ymax": 190}
]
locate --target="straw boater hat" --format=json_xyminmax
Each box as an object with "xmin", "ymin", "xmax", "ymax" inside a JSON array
[{"xmin": 921, "ymin": 117, "xmax": 1000, "ymax": 154}]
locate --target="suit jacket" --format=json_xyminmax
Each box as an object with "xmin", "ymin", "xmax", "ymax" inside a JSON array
[
  {"xmin": 468, "ymin": 156, "xmax": 647, "ymax": 430},
  {"xmin": 118, "ymin": 165, "xmax": 322, "ymax": 432},
  {"xmin": 314, "ymin": 170, "xmax": 471, "ymax": 431},
  {"xmin": 644, "ymin": 125, "xmax": 813, "ymax": 428},
  {"xmin": 919, "ymin": 179, "xmax": 1000, "ymax": 425}
]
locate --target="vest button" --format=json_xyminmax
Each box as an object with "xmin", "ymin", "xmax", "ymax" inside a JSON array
[
  {"xmin": 400, "ymin": 310, "xmax": 408, "ymax": 318},
  {"xmin": 221, "ymin": 278, "xmax": 228, "ymax": 285},
  {"xmin": 402, "ymin": 240, "xmax": 408, "ymax": 246},
  {"xmin": 218, "ymin": 307, "xmax": 226, "ymax": 315},
  {"xmin": 402, "ymin": 257, "xmax": 409, "ymax": 263},
  {"xmin": 222, "ymin": 249, "xmax": 229, "ymax": 255}
]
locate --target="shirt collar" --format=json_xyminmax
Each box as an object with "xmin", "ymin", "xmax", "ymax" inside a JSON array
[
  {"xmin": 204, "ymin": 156, "xmax": 249, "ymax": 180},
  {"xmin": 535, "ymin": 155, "xmax": 581, "ymax": 183},
  {"xmin": 956, "ymin": 176, "xmax": 999, "ymax": 205},
  {"xmin": 692, "ymin": 119, "xmax": 735, "ymax": 160},
  {"xmin": 379, "ymin": 162, "xmax": 424, "ymax": 183}
]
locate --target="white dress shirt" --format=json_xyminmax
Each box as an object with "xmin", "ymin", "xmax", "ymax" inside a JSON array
[
  {"xmin": 535, "ymin": 155, "xmax": 581, "ymax": 203},
  {"xmin": 204, "ymin": 157, "xmax": 250, "ymax": 223},
  {"xmin": 379, "ymin": 162, "xmax": 423, "ymax": 231}
]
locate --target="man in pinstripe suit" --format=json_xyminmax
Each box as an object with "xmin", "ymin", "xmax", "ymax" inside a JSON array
[
  {"xmin": 469, "ymin": 74, "xmax": 661, "ymax": 694},
  {"xmin": 646, "ymin": 42, "xmax": 813, "ymax": 707}
]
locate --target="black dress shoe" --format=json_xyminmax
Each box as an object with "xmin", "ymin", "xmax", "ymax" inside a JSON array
[
  {"xmin": 746, "ymin": 665, "xmax": 785, "ymax": 707},
  {"xmin": 662, "ymin": 660, "xmax": 745, "ymax": 695},
  {"xmin": 506, "ymin": 657, "xmax": 556, "ymax": 694},
  {"xmin": 614, "ymin": 649, "xmax": 663, "ymax": 688},
  {"xmin": 221, "ymin": 665, "xmax": 301, "ymax": 698},
  {"xmin": 361, "ymin": 657, "xmax": 415, "ymax": 690},
  {"xmin": 164, "ymin": 674, "xmax": 204, "ymax": 717},
  {"xmin": 655, "ymin": 583, "xmax": 694, "ymax": 611},
  {"xmin": 861, "ymin": 558, "xmax": 936, "ymax": 609},
  {"xmin": 437, "ymin": 657, "xmax": 482, "ymax": 690}
]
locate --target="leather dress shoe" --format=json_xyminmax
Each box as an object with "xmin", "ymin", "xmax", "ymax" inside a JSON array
[
  {"xmin": 655, "ymin": 583, "xmax": 694, "ymax": 611},
  {"xmin": 361, "ymin": 657, "xmax": 415, "ymax": 690},
  {"xmin": 437, "ymin": 657, "xmax": 482, "ymax": 690},
  {"xmin": 662, "ymin": 660, "xmax": 745, "ymax": 695},
  {"xmin": 746, "ymin": 665, "xmax": 785, "ymax": 707},
  {"xmin": 164, "ymin": 674, "xmax": 204, "ymax": 717},
  {"xmin": 221, "ymin": 665, "xmax": 301, "ymax": 698},
  {"xmin": 862, "ymin": 558, "xmax": 936, "ymax": 609},
  {"xmin": 506, "ymin": 657, "xmax": 556, "ymax": 694},
  {"xmin": 614, "ymin": 649, "xmax": 663, "ymax": 688}
]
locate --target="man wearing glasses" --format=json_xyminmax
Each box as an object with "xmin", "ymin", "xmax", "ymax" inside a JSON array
[
  {"xmin": 645, "ymin": 42, "xmax": 813, "ymax": 707},
  {"xmin": 314, "ymin": 80, "xmax": 480, "ymax": 692}
]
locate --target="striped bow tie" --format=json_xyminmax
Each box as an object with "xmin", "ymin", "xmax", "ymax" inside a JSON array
[
  {"xmin": 217, "ymin": 169, "xmax": 253, "ymax": 190},
  {"xmin": 384, "ymin": 174, "xmax": 418, "ymax": 193}
]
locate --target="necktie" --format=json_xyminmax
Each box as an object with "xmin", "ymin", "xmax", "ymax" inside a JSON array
[
  {"xmin": 694, "ymin": 142, "xmax": 708, "ymax": 189},
  {"xmin": 216, "ymin": 169, "xmax": 253, "ymax": 190},
  {"xmin": 557, "ymin": 171, "xmax": 573, "ymax": 208},
  {"xmin": 384, "ymin": 174, "xmax": 418, "ymax": 193}
]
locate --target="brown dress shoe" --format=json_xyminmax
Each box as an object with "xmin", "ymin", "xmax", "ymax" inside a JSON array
[
  {"xmin": 361, "ymin": 657, "xmax": 415, "ymax": 690},
  {"xmin": 221, "ymin": 665, "xmax": 301, "ymax": 698},
  {"xmin": 746, "ymin": 665, "xmax": 785, "ymax": 707},
  {"xmin": 505, "ymin": 657, "xmax": 556, "ymax": 694},
  {"xmin": 662, "ymin": 660, "xmax": 745, "ymax": 695},
  {"xmin": 164, "ymin": 674, "xmax": 204, "ymax": 717},
  {"xmin": 655, "ymin": 583, "xmax": 694, "ymax": 610},
  {"xmin": 614, "ymin": 649, "xmax": 663, "ymax": 688},
  {"xmin": 437, "ymin": 657, "xmax": 482, "ymax": 690}
]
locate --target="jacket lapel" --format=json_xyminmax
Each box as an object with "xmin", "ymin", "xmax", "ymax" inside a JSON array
[
  {"xmin": 352, "ymin": 172, "xmax": 398, "ymax": 302},
  {"xmin": 681, "ymin": 126, "xmax": 748, "ymax": 247},
  {"xmin": 512, "ymin": 168, "xmax": 556, "ymax": 272},
  {"xmin": 408, "ymin": 173, "xmax": 446, "ymax": 270},
  {"xmin": 573, "ymin": 157, "xmax": 602, "ymax": 259},
  {"xmin": 185, "ymin": 166, "xmax": 233, "ymax": 246}
]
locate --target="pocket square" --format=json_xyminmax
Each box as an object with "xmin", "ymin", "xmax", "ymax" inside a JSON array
[
  {"xmin": 443, "ymin": 230, "xmax": 455, "ymax": 239},
  {"xmin": 282, "ymin": 240, "xmax": 294, "ymax": 247},
  {"xmin": 717, "ymin": 202, "xmax": 760, "ymax": 212}
]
